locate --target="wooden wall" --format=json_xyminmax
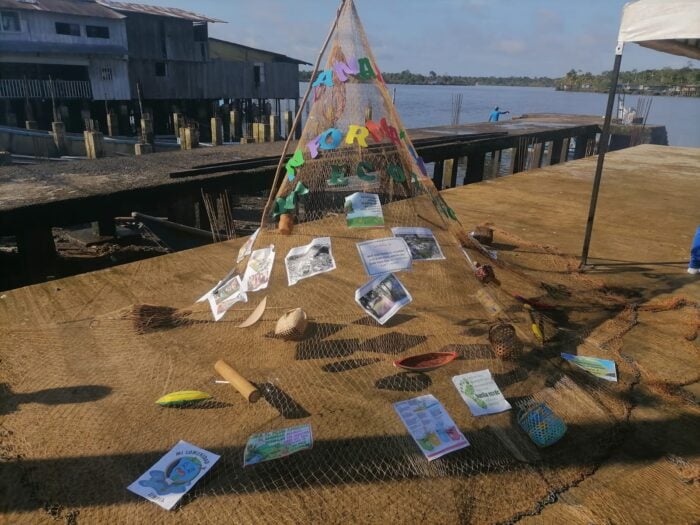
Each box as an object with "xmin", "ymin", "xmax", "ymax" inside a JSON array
[{"xmin": 0, "ymin": 10, "xmax": 127, "ymax": 49}]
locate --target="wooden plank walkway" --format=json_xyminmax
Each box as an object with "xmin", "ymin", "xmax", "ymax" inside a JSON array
[{"xmin": 0, "ymin": 145, "xmax": 697, "ymax": 523}]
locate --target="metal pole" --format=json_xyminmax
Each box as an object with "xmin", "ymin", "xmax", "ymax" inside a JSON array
[{"xmin": 580, "ymin": 44, "xmax": 623, "ymax": 268}]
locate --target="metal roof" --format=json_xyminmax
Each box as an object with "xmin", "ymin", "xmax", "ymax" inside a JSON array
[
  {"xmin": 96, "ymin": 0, "xmax": 223, "ymax": 23},
  {"xmin": 0, "ymin": 0, "xmax": 125, "ymax": 19},
  {"xmin": 208, "ymin": 37, "xmax": 311, "ymax": 65}
]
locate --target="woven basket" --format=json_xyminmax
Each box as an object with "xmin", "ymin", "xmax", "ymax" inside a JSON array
[
  {"xmin": 517, "ymin": 402, "xmax": 567, "ymax": 447},
  {"xmin": 275, "ymin": 308, "xmax": 308, "ymax": 340},
  {"xmin": 488, "ymin": 323, "xmax": 521, "ymax": 360}
]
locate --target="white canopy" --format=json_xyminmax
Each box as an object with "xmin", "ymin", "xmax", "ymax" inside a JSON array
[{"xmin": 618, "ymin": 0, "xmax": 700, "ymax": 59}]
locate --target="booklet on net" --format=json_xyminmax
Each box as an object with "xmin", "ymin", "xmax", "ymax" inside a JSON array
[
  {"xmin": 393, "ymin": 394, "xmax": 469, "ymax": 461},
  {"xmin": 127, "ymin": 441, "xmax": 220, "ymax": 511}
]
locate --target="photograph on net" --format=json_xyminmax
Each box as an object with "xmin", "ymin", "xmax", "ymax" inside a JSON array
[
  {"xmin": 391, "ymin": 227, "xmax": 446, "ymax": 261},
  {"xmin": 285, "ymin": 237, "xmax": 337, "ymax": 286},
  {"xmin": 355, "ymin": 272, "xmax": 412, "ymax": 325}
]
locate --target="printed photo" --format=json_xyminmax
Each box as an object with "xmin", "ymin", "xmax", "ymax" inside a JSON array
[
  {"xmin": 355, "ymin": 273, "xmax": 412, "ymax": 325},
  {"xmin": 285, "ymin": 237, "xmax": 336, "ymax": 286},
  {"xmin": 391, "ymin": 227, "xmax": 445, "ymax": 261}
]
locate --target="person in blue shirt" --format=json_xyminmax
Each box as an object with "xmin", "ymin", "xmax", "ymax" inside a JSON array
[
  {"xmin": 488, "ymin": 106, "xmax": 510, "ymax": 122},
  {"xmin": 688, "ymin": 224, "xmax": 700, "ymax": 275}
]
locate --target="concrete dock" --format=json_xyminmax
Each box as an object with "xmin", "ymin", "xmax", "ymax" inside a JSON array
[{"xmin": 0, "ymin": 145, "xmax": 697, "ymax": 523}]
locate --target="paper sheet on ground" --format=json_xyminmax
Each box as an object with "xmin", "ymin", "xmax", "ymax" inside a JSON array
[
  {"xmin": 344, "ymin": 192, "xmax": 384, "ymax": 227},
  {"xmin": 356, "ymin": 237, "xmax": 412, "ymax": 276},
  {"xmin": 394, "ymin": 394, "xmax": 469, "ymax": 461},
  {"xmin": 452, "ymin": 369, "xmax": 512, "ymax": 416},
  {"xmin": 561, "ymin": 353, "xmax": 618, "ymax": 382},
  {"xmin": 391, "ymin": 227, "xmax": 445, "ymax": 261},
  {"xmin": 285, "ymin": 237, "xmax": 336, "ymax": 286},
  {"xmin": 243, "ymin": 424, "xmax": 313, "ymax": 466},
  {"xmin": 207, "ymin": 274, "xmax": 247, "ymax": 321},
  {"xmin": 242, "ymin": 245, "xmax": 275, "ymax": 292},
  {"xmin": 355, "ymin": 273, "xmax": 412, "ymax": 325},
  {"xmin": 237, "ymin": 227, "xmax": 260, "ymax": 263},
  {"xmin": 127, "ymin": 441, "xmax": 220, "ymax": 510}
]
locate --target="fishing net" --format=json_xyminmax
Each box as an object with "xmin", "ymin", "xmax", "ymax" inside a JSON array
[{"xmin": 1, "ymin": 1, "xmax": 699, "ymax": 524}]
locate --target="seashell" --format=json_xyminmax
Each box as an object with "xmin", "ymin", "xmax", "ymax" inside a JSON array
[
  {"xmin": 156, "ymin": 390, "xmax": 212, "ymax": 407},
  {"xmin": 275, "ymin": 308, "xmax": 308, "ymax": 340}
]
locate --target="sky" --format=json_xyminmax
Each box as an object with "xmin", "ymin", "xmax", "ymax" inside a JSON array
[{"xmin": 142, "ymin": 0, "xmax": 697, "ymax": 77}]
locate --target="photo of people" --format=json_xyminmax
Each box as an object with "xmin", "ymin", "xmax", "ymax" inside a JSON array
[
  {"xmin": 355, "ymin": 273, "xmax": 412, "ymax": 325},
  {"xmin": 285, "ymin": 237, "xmax": 336, "ymax": 285},
  {"xmin": 391, "ymin": 227, "xmax": 445, "ymax": 261}
]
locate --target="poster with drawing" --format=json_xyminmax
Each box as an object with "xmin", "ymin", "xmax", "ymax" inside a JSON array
[
  {"xmin": 344, "ymin": 192, "xmax": 384, "ymax": 227},
  {"xmin": 207, "ymin": 274, "xmax": 248, "ymax": 321},
  {"xmin": 243, "ymin": 424, "xmax": 313, "ymax": 467},
  {"xmin": 242, "ymin": 245, "xmax": 275, "ymax": 292},
  {"xmin": 237, "ymin": 228, "xmax": 261, "ymax": 263},
  {"xmin": 452, "ymin": 369, "xmax": 512, "ymax": 416},
  {"xmin": 127, "ymin": 441, "xmax": 220, "ymax": 510}
]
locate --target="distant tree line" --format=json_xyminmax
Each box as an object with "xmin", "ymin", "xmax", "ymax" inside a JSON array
[
  {"xmin": 298, "ymin": 66, "xmax": 699, "ymax": 96},
  {"xmin": 555, "ymin": 66, "xmax": 699, "ymax": 96}
]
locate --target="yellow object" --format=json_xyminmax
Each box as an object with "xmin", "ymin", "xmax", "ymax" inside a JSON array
[
  {"xmin": 155, "ymin": 390, "xmax": 212, "ymax": 407},
  {"xmin": 531, "ymin": 323, "xmax": 544, "ymax": 341}
]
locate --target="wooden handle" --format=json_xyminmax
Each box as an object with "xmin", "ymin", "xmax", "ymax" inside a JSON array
[{"xmin": 214, "ymin": 360, "xmax": 260, "ymax": 403}]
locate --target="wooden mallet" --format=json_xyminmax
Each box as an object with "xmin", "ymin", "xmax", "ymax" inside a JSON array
[{"xmin": 214, "ymin": 359, "xmax": 260, "ymax": 403}]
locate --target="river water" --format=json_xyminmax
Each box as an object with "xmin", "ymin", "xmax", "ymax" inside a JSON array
[{"xmin": 301, "ymin": 83, "xmax": 699, "ymax": 147}]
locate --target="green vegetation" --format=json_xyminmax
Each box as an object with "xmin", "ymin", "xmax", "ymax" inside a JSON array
[
  {"xmin": 555, "ymin": 66, "xmax": 699, "ymax": 96},
  {"xmin": 299, "ymin": 66, "xmax": 699, "ymax": 96}
]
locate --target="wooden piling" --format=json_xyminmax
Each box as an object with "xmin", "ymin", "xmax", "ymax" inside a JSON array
[
  {"xmin": 179, "ymin": 127, "xmax": 199, "ymax": 150},
  {"xmin": 83, "ymin": 131, "xmax": 104, "ymax": 159},
  {"xmin": 269, "ymin": 115, "xmax": 280, "ymax": 141},
  {"xmin": 442, "ymin": 158, "xmax": 458, "ymax": 188},
  {"xmin": 135, "ymin": 143, "xmax": 153, "ymax": 155},
  {"xmin": 432, "ymin": 160, "xmax": 444, "ymax": 190},
  {"xmin": 106, "ymin": 111, "xmax": 118, "ymax": 137},
  {"xmin": 229, "ymin": 109, "xmax": 240, "ymax": 141},
  {"xmin": 25, "ymin": 121, "xmax": 37, "ymax": 130},
  {"xmin": 550, "ymin": 139, "xmax": 564, "ymax": 165},
  {"xmin": 284, "ymin": 110, "xmax": 293, "ymax": 138},
  {"xmin": 211, "ymin": 117, "xmax": 223, "ymax": 146},
  {"xmin": 51, "ymin": 121, "xmax": 66, "ymax": 156},
  {"xmin": 464, "ymin": 152, "xmax": 486, "ymax": 184},
  {"xmin": 140, "ymin": 115, "xmax": 154, "ymax": 146}
]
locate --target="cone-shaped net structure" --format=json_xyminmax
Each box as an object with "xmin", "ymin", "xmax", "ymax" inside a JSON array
[{"xmin": 0, "ymin": 1, "xmax": 664, "ymax": 523}]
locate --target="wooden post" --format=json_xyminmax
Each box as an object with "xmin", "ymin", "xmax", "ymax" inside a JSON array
[
  {"xmin": 442, "ymin": 158, "xmax": 458, "ymax": 188},
  {"xmin": 16, "ymin": 226, "xmax": 56, "ymax": 282},
  {"xmin": 179, "ymin": 127, "xmax": 199, "ymax": 150},
  {"xmin": 573, "ymin": 133, "xmax": 593, "ymax": 159},
  {"xmin": 432, "ymin": 160, "xmax": 444, "ymax": 190},
  {"xmin": 532, "ymin": 142, "xmax": 544, "ymax": 169},
  {"xmin": 135, "ymin": 143, "xmax": 153, "ymax": 155},
  {"xmin": 25, "ymin": 121, "xmax": 37, "ymax": 130},
  {"xmin": 464, "ymin": 152, "xmax": 486, "ymax": 184},
  {"xmin": 210, "ymin": 117, "xmax": 223, "ymax": 145},
  {"xmin": 140, "ymin": 114, "xmax": 153, "ymax": 146},
  {"xmin": 106, "ymin": 111, "xmax": 118, "ymax": 137},
  {"xmin": 229, "ymin": 109, "xmax": 240, "ymax": 141},
  {"xmin": 269, "ymin": 114, "xmax": 280, "ymax": 141},
  {"xmin": 173, "ymin": 112, "xmax": 182, "ymax": 141},
  {"xmin": 83, "ymin": 131, "xmax": 104, "ymax": 159},
  {"xmin": 560, "ymin": 138, "xmax": 570, "ymax": 163},
  {"xmin": 550, "ymin": 139, "xmax": 564, "ymax": 165},
  {"xmin": 511, "ymin": 147, "xmax": 524, "ymax": 174},
  {"xmin": 51, "ymin": 121, "xmax": 66, "ymax": 156},
  {"xmin": 284, "ymin": 110, "xmax": 293, "ymax": 138}
]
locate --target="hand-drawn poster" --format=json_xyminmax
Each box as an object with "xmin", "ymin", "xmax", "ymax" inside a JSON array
[
  {"xmin": 344, "ymin": 192, "xmax": 384, "ymax": 227},
  {"xmin": 393, "ymin": 394, "xmax": 469, "ymax": 461},
  {"xmin": 237, "ymin": 228, "xmax": 261, "ymax": 263},
  {"xmin": 127, "ymin": 441, "xmax": 220, "ymax": 510},
  {"xmin": 243, "ymin": 424, "xmax": 313, "ymax": 466},
  {"xmin": 452, "ymin": 369, "xmax": 512, "ymax": 416},
  {"xmin": 242, "ymin": 245, "xmax": 275, "ymax": 292},
  {"xmin": 207, "ymin": 274, "xmax": 248, "ymax": 321}
]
